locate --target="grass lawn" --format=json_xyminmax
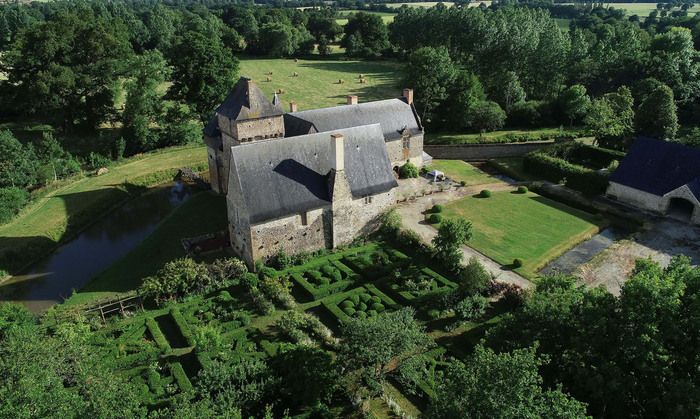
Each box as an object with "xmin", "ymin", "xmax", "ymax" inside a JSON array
[
  {"xmin": 239, "ymin": 57, "xmax": 403, "ymax": 110},
  {"xmin": 428, "ymin": 160, "xmax": 501, "ymax": 186},
  {"xmin": 336, "ymin": 10, "xmax": 396, "ymax": 25},
  {"xmin": 441, "ymin": 190, "xmax": 605, "ymax": 278},
  {"xmin": 488, "ymin": 157, "xmax": 537, "ymax": 181},
  {"xmin": 383, "ymin": 1, "xmax": 490, "ymax": 8},
  {"xmin": 63, "ymin": 191, "xmax": 228, "ymax": 306},
  {"xmin": 0, "ymin": 144, "xmax": 207, "ymax": 276},
  {"xmin": 424, "ymin": 127, "xmax": 581, "ymax": 145}
]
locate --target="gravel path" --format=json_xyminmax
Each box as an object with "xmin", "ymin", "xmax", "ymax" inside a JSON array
[{"xmin": 395, "ymin": 183, "xmax": 534, "ymax": 290}]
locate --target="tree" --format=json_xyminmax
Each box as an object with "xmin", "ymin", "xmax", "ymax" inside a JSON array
[
  {"xmin": 432, "ymin": 218, "xmax": 473, "ymax": 272},
  {"xmin": 270, "ymin": 346, "xmax": 338, "ymax": 408},
  {"xmin": 256, "ymin": 22, "xmax": 313, "ymax": 57},
  {"xmin": 339, "ymin": 308, "xmax": 432, "ymax": 379},
  {"xmin": 0, "ymin": 130, "xmax": 36, "ymax": 188},
  {"xmin": 489, "ymin": 71, "xmax": 526, "ymax": 113},
  {"xmin": 647, "ymin": 27, "xmax": 700, "ymax": 104},
  {"xmin": 1, "ymin": 7, "xmax": 133, "ymax": 130},
  {"xmin": 636, "ymin": 84, "xmax": 679, "ymax": 139},
  {"xmin": 123, "ymin": 50, "xmax": 171, "ymax": 155},
  {"xmin": 585, "ymin": 86, "xmax": 635, "ymax": 149},
  {"xmin": 341, "ymin": 12, "xmax": 390, "ymax": 58},
  {"xmin": 427, "ymin": 345, "xmax": 588, "ymax": 419},
  {"xmin": 442, "ymin": 70, "xmax": 486, "ymax": 130},
  {"xmin": 159, "ymin": 103, "xmax": 203, "ymax": 148},
  {"xmin": 403, "ymin": 47, "xmax": 457, "ymax": 123},
  {"xmin": 140, "ymin": 258, "xmax": 212, "ymax": 303},
  {"xmin": 169, "ymin": 29, "xmax": 239, "ymax": 120},
  {"xmin": 559, "ymin": 85, "xmax": 591, "ymax": 126},
  {"xmin": 34, "ymin": 132, "xmax": 79, "ymax": 184},
  {"xmin": 468, "ymin": 101, "xmax": 507, "ymax": 132}
]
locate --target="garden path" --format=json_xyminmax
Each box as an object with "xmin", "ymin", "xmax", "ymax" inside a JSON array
[{"xmin": 395, "ymin": 183, "xmax": 533, "ymax": 290}]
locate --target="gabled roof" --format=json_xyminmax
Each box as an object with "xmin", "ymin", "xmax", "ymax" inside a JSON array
[
  {"xmin": 285, "ymin": 99, "xmax": 422, "ymax": 140},
  {"xmin": 609, "ymin": 137, "xmax": 700, "ymax": 197},
  {"xmin": 229, "ymin": 124, "xmax": 397, "ymax": 224}
]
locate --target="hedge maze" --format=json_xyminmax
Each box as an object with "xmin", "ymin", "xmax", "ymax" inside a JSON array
[{"xmin": 87, "ymin": 241, "xmax": 462, "ymax": 409}]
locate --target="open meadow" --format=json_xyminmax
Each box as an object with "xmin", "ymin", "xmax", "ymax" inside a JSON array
[
  {"xmin": 441, "ymin": 190, "xmax": 605, "ymax": 277},
  {"xmin": 239, "ymin": 57, "xmax": 404, "ymax": 110}
]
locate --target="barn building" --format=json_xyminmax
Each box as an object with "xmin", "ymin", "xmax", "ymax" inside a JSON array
[
  {"xmin": 607, "ymin": 137, "xmax": 700, "ymax": 225},
  {"xmin": 203, "ymin": 77, "xmax": 424, "ymax": 266}
]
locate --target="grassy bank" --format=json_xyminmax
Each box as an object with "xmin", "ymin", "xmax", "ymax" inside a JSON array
[
  {"xmin": 441, "ymin": 190, "xmax": 604, "ymax": 278},
  {"xmin": 63, "ymin": 191, "xmax": 228, "ymax": 307},
  {"xmin": 0, "ymin": 144, "xmax": 207, "ymax": 277},
  {"xmin": 239, "ymin": 57, "xmax": 403, "ymax": 110}
]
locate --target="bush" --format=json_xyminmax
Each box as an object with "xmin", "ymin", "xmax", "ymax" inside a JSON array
[
  {"xmin": 480, "ymin": 189, "xmax": 492, "ymax": 198},
  {"xmin": 455, "ymin": 294, "xmax": 489, "ymax": 321},
  {"xmin": 341, "ymin": 300, "xmax": 355, "ymax": 309},
  {"xmin": 513, "ymin": 258, "xmax": 523, "ymax": 268},
  {"xmin": 431, "ymin": 204, "xmax": 444, "ymax": 213},
  {"xmin": 427, "ymin": 309, "xmax": 442, "ymax": 320},
  {"xmin": 360, "ymin": 293, "xmax": 372, "ymax": 303},
  {"xmin": 517, "ymin": 186, "xmax": 528, "ymax": 194},
  {"xmin": 370, "ymin": 296, "xmax": 381, "ymax": 304},
  {"xmin": 370, "ymin": 303, "xmax": 385, "ymax": 312},
  {"xmin": 399, "ymin": 161, "xmax": 419, "ymax": 179},
  {"xmin": 86, "ymin": 152, "xmax": 111, "ymax": 171},
  {"xmin": 349, "ymin": 294, "xmax": 361, "ymax": 305},
  {"xmin": 459, "ymin": 180, "xmax": 466, "ymax": 187},
  {"xmin": 140, "ymin": 258, "xmax": 212, "ymax": 304},
  {"xmin": 358, "ymin": 302, "xmax": 368, "ymax": 311},
  {"xmin": 427, "ymin": 213, "xmax": 443, "ymax": 224},
  {"xmin": 258, "ymin": 266, "xmax": 278, "ymax": 280},
  {"xmin": 366, "ymin": 310, "xmax": 378, "ymax": 317},
  {"xmin": 469, "ymin": 100, "xmax": 506, "ymax": 132},
  {"xmin": 209, "ymin": 258, "xmax": 247, "ymax": 284},
  {"xmin": 241, "ymin": 273, "xmax": 259, "ymax": 289},
  {"xmin": 0, "ymin": 187, "xmax": 29, "ymax": 224},
  {"xmin": 343, "ymin": 307, "xmax": 356, "ymax": 316}
]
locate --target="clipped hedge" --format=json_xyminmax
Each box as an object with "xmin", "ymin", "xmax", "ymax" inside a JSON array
[
  {"xmin": 523, "ymin": 151, "xmax": 609, "ymax": 196},
  {"xmin": 170, "ymin": 308, "xmax": 194, "ymax": 347},
  {"xmin": 170, "ymin": 362, "xmax": 193, "ymax": 392},
  {"xmin": 145, "ymin": 318, "xmax": 171, "ymax": 352}
]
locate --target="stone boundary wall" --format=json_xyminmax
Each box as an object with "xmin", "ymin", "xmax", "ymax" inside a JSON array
[{"xmin": 424, "ymin": 141, "xmax": 554, "ymax": 160}]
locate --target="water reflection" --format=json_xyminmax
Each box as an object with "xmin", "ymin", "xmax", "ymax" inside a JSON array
[{"xmin": 0, "ymin": 182, "xmax": 191, "ymax": 313}]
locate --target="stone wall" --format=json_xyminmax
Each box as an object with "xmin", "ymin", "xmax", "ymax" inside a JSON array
[
  {"xmin": 206, "ymin": 146, "xmax": 222, "ymax": 194},
  {"xmin": 424, "ymin": 141, "xmax": 553, "ymax": 161},
  {"xmin": 234, "ymin": 116, "xmax": 285, "ymax": 143},
  {"xmin": 250, "ymin": 208, "xmax": 330, "ymax": 263},
  {"xmin": 386, "ymin": 134, "xmax": 424, "ymax": 168},
  {"xmin": 607, "ymin": 182, "xmax": 700, "ymax": 225}
]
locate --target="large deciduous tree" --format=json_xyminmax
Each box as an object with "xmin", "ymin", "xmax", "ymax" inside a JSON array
[
  {"xmin": 432, "ymin": 218, "xmax": 473, "ymax": 272},
  {"xmin": 341, "ymin": 12, "xmax": 390, "ymax": 58},
  {"xmin": 636, "ymin": 84, "xmax": 679, "ymax": 139},
  {"xmin": 0, "ymin": 130, "xmax": 36, "ymax": 189},
  {"xmin": 403, "ymin": 46, "xmax": 457, "ymax": 123},
  {"xmin": 585, "ymin": 86, "xmax": 635, "ymax": 149},
  {"xmin": 1, "ymin": 7, "xmax": 133, "ymax": 131}
]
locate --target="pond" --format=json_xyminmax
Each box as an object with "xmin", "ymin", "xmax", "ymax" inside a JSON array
[{"xmin": 0, "ymin": 182, "xmax": 192, "ymax": 313}]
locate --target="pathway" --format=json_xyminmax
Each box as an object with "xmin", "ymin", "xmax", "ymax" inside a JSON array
[{"xmin": 395, "ymin": 182, "xmax": 533, "ymax": 290}]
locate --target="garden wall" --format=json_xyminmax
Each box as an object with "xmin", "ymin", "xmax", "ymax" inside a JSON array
[{"xmin": 424, "ymin": 141, "xmax": 555, "ymax": 161}]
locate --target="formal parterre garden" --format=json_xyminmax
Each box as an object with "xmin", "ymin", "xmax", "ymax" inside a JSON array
[{"xmin": 75, "ymin": 240, "xmax": 505, "ymax": 415}]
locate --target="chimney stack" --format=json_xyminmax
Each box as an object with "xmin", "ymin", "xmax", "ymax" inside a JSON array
[
  {"xmin": 347, "ymin": 95, "xmax": 358, "ymax": 105},
  {"xmin": 289, "ymin": 101, "xmax": 297, "ymax": 112},
  {"xmin": 403, "ymin": 88, "xmax": 414, "ymax": 105},
  {"xmin": 331, "ymin": 133, "xmax": 344, "ymax": 172}
]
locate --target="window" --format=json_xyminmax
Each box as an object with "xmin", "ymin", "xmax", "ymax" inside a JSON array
[
  {"xmin": 300, "ymin": 212, "xmax": 308, "ymax": 226},
  {"xmin": 402, "ymin": 137, "xmax": 410, "ymax": 150},
  {"xmin": 364, "ymin": 195, "xmax": 373, "ymax": 204}
]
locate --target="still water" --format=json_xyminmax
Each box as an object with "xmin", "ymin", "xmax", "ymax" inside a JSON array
[{"xmin": 0, "ymin": 183, "xmax": 191, "ymax": 313}]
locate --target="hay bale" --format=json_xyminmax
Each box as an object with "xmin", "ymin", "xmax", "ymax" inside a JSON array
[{"xmin": 266, "ymin": 76, "xmax": 272, "ymax": 82}]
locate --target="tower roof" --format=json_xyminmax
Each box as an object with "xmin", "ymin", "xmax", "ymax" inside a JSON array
[{"xmin": 216, "ymin": 77, "xmax": 283, "ymax": 121}]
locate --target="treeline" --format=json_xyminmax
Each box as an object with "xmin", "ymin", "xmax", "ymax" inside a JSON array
[{"xmin": 392, "ymin": 4, "xmax": 700, "ymax": 148}]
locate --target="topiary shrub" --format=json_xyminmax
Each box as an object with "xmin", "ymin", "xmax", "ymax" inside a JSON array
[
  {"xmin": 371, "ymin": 303, "xmax": 385, "ymax": 312},
  {"xmin": 427, "ymin": 213, "xmax": 443, "ymax": 224},
  {"xmin": 399, "ymin": 161, "xmax": 419, "ymax": 179},
  {"xmin": 341, "ymin": 300, "xmax": 354, "ymax": 309},
  {"xmin": 427, "ymin": 309, "xmax": 441, "ymax": 320},
  {"xmin": 479, "ymin": 189, "xmax": 492, "ymax": 198},
  {"xmin": 359, "ymin": 293, "xmax": 372, "ymax": 303},
  {"xmin": 343, "ymin": 307, "xmax": 356, "ymax": 316},
  {"xmin": 358, "ymin": 302, "xmax": 368, "ymax": 312},
  {"xmin": 349, "ymin": 294, "xmax": 361, "ymax": 305},
  {"xmin": 370, "ymin": 296, "xmax": 381, "ymax": 304},
  {"xmin": 459, "ymin": 180, "xmax": 466, "ymax": 187},
  {"xmin": 517, "ymin": 186, "xmax": 528, "ymax": 194},
  {"xmin": 512, "ymin": 258, "xmax": 523, "ymax": 268},
  {"xmin": 367, "ymin": 310, "xmax": 378, "ymax": 317},
  {"xmin": 431, "ymin": 204, "xmax": 444, "ymax": 213},
  {"xmin": 356, "ymin": 311, "xmax": 367, "ymax": 319}
]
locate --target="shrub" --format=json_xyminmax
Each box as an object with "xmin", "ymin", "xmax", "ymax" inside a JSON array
[
  {"xmin": 241, "ymin": 273, "xmax": 259, "ymax": 289},
  {"xmin": 367, "ymin": 310, "xmax": 378, "ymax": 317},
  {"xmin": 370, "ymin": 296, "xmax": 381, "ymax": 304},
  {"xmin": 399, "ymin": 161, "xmax": 419, "ymax": 179},
  {"xmin": 193, "ymin": 324, "xmax": 224, "ymax": 353},
  {"xmin": 258, "ymin": 266, "xmax": 278, "ymax": 280},
  {"xmin": 469, "ymin": 100, "xmax": 506, "ymax": 131},
  {"xmin": 358, "ymin": 302, "xmax": 368, "ymax": 312},
  {"xmin": 86, "ymin": 152, "xmax": 111, "ymax": 171},
  {"xmin": 140, "ymin": 258, "xmax": 212, "ymax": 304},
  {"xmin": 209, "ymin": 258, "xmax": 247, "ymax": 284},
  {"xmin": 269, "ymin": 249, "xmax": 293, "ymax": 270},
  {"xmin": 371, "ymin": 303, "xmax": 385, "ymax": 312},
  {"xmin": 431, "ymin": 204, "xmax": 444, "ymax": 213},
  {"xmin": 455, "ymin": 294, "xmax": 489, "ymax": 321},
  {"xmin": 517, "ymin": 186, "xmax": 528, "ymax": 194},
  {"xmin": 379, "ymin": 208, "xmax": 402, "ymax": 236},
  {"xmin": 427, "ymin": 213, "xmax": 443, "ymax": 224},
  {"xmin": 513, "ymin": 258, "xmax": 523, "ymax": 268},
  {"xmin": 459, "ymin": 180, "xmax": 466, "ymax": 187},
  {"xmin": 360, "ymin": 293, "xmax": 372, "ymax": 303},
  {"xmin": 479, "ymin": 189, "xmax": 492, "ymax": 198},
  {"xmin": 349, "ymin": 294, "xmax": 361, "ymax": 305},
  {"xmin": 356, "ymin": 311, "xmax": 367, "ymax": 319},
  {"xmin": 341, "ymin": 300, "xmax": 355, "ymax": 309},
  {"xmin": 0, "ymin": 187, "xmax": 29, "ymax": 224},
  {"xmin": 343, "ymin": 307, "xmax": 356, "ymax": 316}
]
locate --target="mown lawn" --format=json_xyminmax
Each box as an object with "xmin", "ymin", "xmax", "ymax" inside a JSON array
[
  {"xmin": 63, "ymin": 191, "xmax": 228, "ymax": 306},
  {"xmin": 239, "ymin": 57, "xmax": 403, "ymax": 110},
  {"xmin": 424, "ymin": 127, "xmax": 581, "ymax": 145},
  {"xmin": 441, "ymin": 190, "xmax": 605, "ymax": 278},
  {"xmin": 335, "ymin": 10, "xmax": 396, "ymax": 25},
  {"xmin": 0, "ymin": 144, "xmax": 207, "ymax": 276},
  {"xmin": 428, "ymin": 160, "xmax": 500, "ymax": 186}
]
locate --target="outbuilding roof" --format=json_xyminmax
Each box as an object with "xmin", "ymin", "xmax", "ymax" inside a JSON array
[
  {"xmin": 229, "ymin": 124, "xmax": 397, "ymax": 224},
  {"xmin": 285, "ymin": 99, "xmax": 422, "ymax": 139},
  {"xmin": 609, "ymin": 137, "xmax": 700, "ymax": 199}
]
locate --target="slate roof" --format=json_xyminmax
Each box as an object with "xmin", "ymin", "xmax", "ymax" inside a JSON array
[
  {"xmin": 204, "ymin": 77, "xmax": 283, "ymax": 140},
  {"xmin": 229, "ymin": 124, "xmax": 398, "ymax": 224},
  {"xmin": 609, "ymin": 137, "xmax": 700, "ymax": 198},
  {"xmin": 285, "ymin": 99, "xmax": 422, "ymax": 140}
]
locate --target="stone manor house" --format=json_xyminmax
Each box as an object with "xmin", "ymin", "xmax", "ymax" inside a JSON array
[{"xmin": 204, "ymin": 77, "xmax": 425, "ymax": 266}]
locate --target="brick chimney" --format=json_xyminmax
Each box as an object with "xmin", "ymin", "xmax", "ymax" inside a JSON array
[
  {"xmin": 347, "ymin": 95, "xmax": 358, "ymax": 105},
  {"xmin": 403, "ymin": 88, "xmax": 414, "ymax": 105},
  {"xmin": 330, "ymin": 133, "xmax": 344, "ymax": 172},
  {"xmin": 289, "ymin": 101, "xmax": 298, "ymax": 112}
]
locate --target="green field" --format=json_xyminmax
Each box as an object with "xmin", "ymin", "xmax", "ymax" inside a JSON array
[
  {"xmin": 239, "ymin": 57, "xmax": 403, "ymax": 110},
  {"xmin": 63, "ymin": 191, "xmax": 228, "ymax": 306},
  {"xmin": 441, "ymin": 190, "xmax": 604, "ymax": 277},
  {"xmin": 0, "ymin": 145, "xmax": 207, "ymax": 276},
  {"xmin": 383, "ymin": 2, "xmax": 489, "ymax": 8},
  {"xmin": 336, "ymin": 10, "xmax": 396, "ymax": 25},
  {"xmin": 425, "ymin": 127, "xmax": 582, "ymax": 145},
  {"xmin": 561, "ymin": 2, "xmax": 700, "ymax": 17},
  {"xmin": 428, "ymin": 160, "xmax": 500, "ymax": 186}
]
